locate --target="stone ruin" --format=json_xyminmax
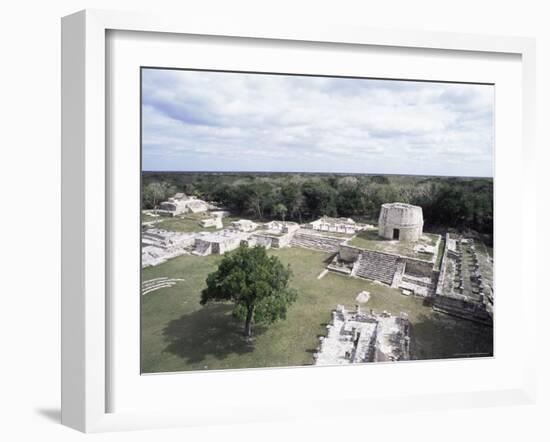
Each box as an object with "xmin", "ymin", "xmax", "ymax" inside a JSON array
[
  {"xmin": 195, "ymin": 220, "xmax": 297, "ymax": 256},
  {"xmin": 305, "ymin": 216, "xmax": 362, "ymax": 235},
  {"xmin": 433, "ymin": 234, "xmax": 493, "ymax": 324},
  {"xmin": 157, "ymin": 193, "xmax": 210, "ymax": 217},
  {"xmin": 378, "ymin": 202, "xmax": 423, "ymax": 242},
  {"xmin": 245, "ymin": 221, "xmax": 300, "ymax": 249},
  {"xmin": 142, "ymin": 218, "xmax": 300, "ymax": 264},
  {"xmin": 314, "ymin": 304, "xmax": 410, "ymax": 365},
  {"xmin": 142, "ymin": 198, "xmax": 493, "ymax": 328},
  {"xmin": 324, "ymin": 203, "xmax": 440, "ymax": 297},
  {"xmin": 141, "ymin": 228, "xmax": 196, "ymax": 267},
  {"xmin": 332, "ymin": 242, "xmax": 437, "ymax": 296},
  {"xmin": 199, "ymin": 217, "xmax": 223, "ymax": 229},
  {"xmin": 290, "ymin": 229, "xmax": 346, "ymax": 253},
  {"xmin": 193, "ymin": 229, "xmax": 250, "ymax": 256},
  {"xmin": 230, "ymin": 219, "xmax": 259, "ymax": 232}
]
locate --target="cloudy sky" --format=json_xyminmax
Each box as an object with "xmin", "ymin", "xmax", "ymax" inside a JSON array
[{"xmin": 142, "ymin": 68, "xmax": 494, "ymax": 177}]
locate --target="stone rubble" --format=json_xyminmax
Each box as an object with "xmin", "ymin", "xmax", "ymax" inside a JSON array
[
  {"xmin": 141, "ymin": 229, "xmax": 196, "ymax": 267},
  {"xmin": 433, "ymin": 234, "xmax": 493, "ymax": 324},
  {"xmin": 355, "ymin": 291, "xmax": 370, "ymax": 303},
  {"xmin": 156, "ymin": 193, "xmax": 210, "ymax": 216},
  {"xmin": 305, "ymin": 216, "xmax": 364, "ymax": 234},
  {"xmin": 314, "ymin": 305, "xmax": 410, "ymax": 365}
]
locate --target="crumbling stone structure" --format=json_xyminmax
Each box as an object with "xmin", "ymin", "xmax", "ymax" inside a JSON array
[
  {"xmin": 193, "ymin": 229, "xmax": 251, "ymax": 256},
  {"xmin": 141, "ymin": 228, "xmax": 196, "ymax": 267},
  {"xmin": 200, "ymin": 217, "xmax": 223, "ymax": 229},
  {"xmin": 306, "ymin": 216, "xmax": 361, "ymax": 234},
  {"xmin": 314, "ymin": 304, "xmax": 410, "ymax": 365},
  {"xmin": 290, "ymin": 229, "xmax": 345, "ymax": 252},
  {"xmin": 378, "ymin": 203, "xmax": 423, "ymax": 241},
  {"xmin": 158, "ymin": 193, "xmax": 209, "ymax": 216},
  {"xmin": 230, "ymin": 219, "xmax": 259, "ymax": 232},
  {"xmin": 433, "ymin": 234, "xmax": 493, "ymax": 325},
  {"xmin": 246, "ymin": 221, "xmax": 300, "ymax": 249}
]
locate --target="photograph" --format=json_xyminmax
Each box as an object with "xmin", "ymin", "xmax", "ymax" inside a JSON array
[{"xmin": 140, "ymin": 67, "xmax": 494, "ymax": 374}]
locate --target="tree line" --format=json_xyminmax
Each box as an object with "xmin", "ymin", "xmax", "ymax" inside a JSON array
[{"xmin": 142, "ymin": 172, "xmax": 493, "ymax": 241}]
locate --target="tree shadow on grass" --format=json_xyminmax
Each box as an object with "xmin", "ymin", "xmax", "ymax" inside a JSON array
[
  {"xmin": 162, "ymin": 303, "xmax": 266, "ymax": 364},
  {"xmin": 409, "ymin": 312, "xmax": 493, "ymax": 361}
]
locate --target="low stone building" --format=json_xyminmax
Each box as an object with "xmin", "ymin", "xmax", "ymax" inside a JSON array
[
  {"xmin": 157, "ymin": 193, "xmax": 209, "ymax": 216},
  {"xmin": 199, "ymin": 217, "xmax": 223, "ymax": 229},
  {"xmin": 306, "ymin": 216, "xmax": 359, "ymax": 234},
  {"xmin": 185, "ymin": 199, "xmax": 209, "ymax": 213},
  {"xmin": 378, "ymin": 202, "xmax": 423, "ymax": 241},
  {"xmin": 290, "ymin": 229, "xmax": 345, "ymax": 253},
  {"xmin": 141, "ymin": 228, "xmax": 196, "ymax": 267},
  {"xmin": 231, "ymin": 219, "xmax": 259, "ymax": 232},
  {"xmin": 245, "ymin": 221, "xmax": 300, "ymax": 249},
  {"xmin": 433, "ymin": 234, "xmax": 493, "ymax": 325},
  {"xmin": 314, "ymin": 305, "xmax": 410, "ymax": 365},
  {"xmin": 262, "ymin": 221, "xmax": 299, "ymax": 234},
  {"xmin": 193, "ymin": 229, "xmax": 249, "ymax": 256}
]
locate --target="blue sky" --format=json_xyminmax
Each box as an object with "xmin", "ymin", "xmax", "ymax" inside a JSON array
[{"xmin": 142, "ymin": 68, "xmax": 494, "ymax": 177}]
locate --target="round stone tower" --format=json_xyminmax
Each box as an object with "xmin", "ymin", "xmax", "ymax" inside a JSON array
[{"xmin": 378, "ymin": 203, "xmax": 423, "ymax": 242}]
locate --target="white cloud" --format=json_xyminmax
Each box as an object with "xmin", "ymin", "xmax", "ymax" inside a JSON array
[{"xmin": 142, "ymin": 69, "xmax": 494, "ymax": 177}]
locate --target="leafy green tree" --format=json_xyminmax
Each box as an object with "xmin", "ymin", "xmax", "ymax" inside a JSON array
[
  {"xmin": 302, "ymin": 180, "xmax": 337, "ymax": 219},
  {"xmin": 336, "ymin": 178, "xmax": 364, "ymax": 217},
  {"xmin": 273, "ymin": 203, "xmax": 288, "ymax": 221},
  {"xmin": 281, "ymin": 182, "xmax": 304, "ymax": 222},
  {"xmin": 141, "ymin": 171, "xmax": 493, "ymax": 244},
  {"xmin": 200, "ymin": 246, "xmax": 298, "ymax": 338},
  {"xmin": 143, "ymin": 182, "xmax": 167, "ymax": 212},
  {"xmin": 245, "ymin": 182, "xmax": 273, "ymax": 219}
]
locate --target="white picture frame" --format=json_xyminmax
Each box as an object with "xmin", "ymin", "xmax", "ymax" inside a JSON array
[{"xmin": 61, "ymin": 9, "xmax": 537, "ymax": 433}]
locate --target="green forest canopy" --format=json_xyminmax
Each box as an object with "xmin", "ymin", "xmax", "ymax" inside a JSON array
[{"xmin": 142, "ymin": 172, "xmax": 493, "ymax": 243}]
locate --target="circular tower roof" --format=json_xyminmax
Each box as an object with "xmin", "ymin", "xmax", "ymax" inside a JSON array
[{"xmin": 379, "ymin": 202, "xmax": 423, "ymax": 227}]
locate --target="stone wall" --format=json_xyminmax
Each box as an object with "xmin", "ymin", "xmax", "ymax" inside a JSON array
[
  {"xmin": 435, "ymin": 233, "xmax": 452, "ymax": 296},
  {"xmin": 338, "ymin": 243, "xmax": 362, "ymax": 262},
  {"xmin": 271, "ymin": 232, "xmax": 293, "ymax": 248},
  {"xmin": 216, "ymin": 236, "xmax": 242, "ymax": 254},
  {"xmin": 432, "ymin": 233, "xmax": 493, "ymax": 325},
  {"xmin": 290, "ymin": 229, "xmax": 344, "ymax": 252},
  {"xmin": 403, "ymin": 258, "xmax": 434, "ymax": 278},
  {"xmin": 314, "ymin": 305, "xmax": 410, "ymax": 365},
  {"xmin": 432, "ymin": 294, "xmax": 493, "ymax": 325}
]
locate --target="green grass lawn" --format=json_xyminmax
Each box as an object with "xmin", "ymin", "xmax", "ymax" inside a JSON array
[
  {"xmin": 348, "ymin": 229, "xmax": 440, "ymax": 262},
  {"xmin": 305, "ymin": 230, "xmax": 355, "ymax": 239},
  {"xmin": 141, "ymin": 212, "xmax": 242, "ymax": 233},
  {"xmin": 142, "ymin": 213, "xmax": 162, "ymax": 222},
  {"xmin": 154, "ymin": 216, "xmax": 211, "ymax": 233},
  {"xmin": 141, "ymin": 247, "xmax": 493, "ymax": 373}
]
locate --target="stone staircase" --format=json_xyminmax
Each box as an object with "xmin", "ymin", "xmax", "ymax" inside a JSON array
[
  {"xmin": 142, "ymin": 232, "xmax": 169, "ymax": 248},
  {"xmin": 290, "ymin": 229, "xmax": 343, "ymax": 252},
  {"xmin": 141, "ymin": 277, "xmax": 184, "ymax": 295},
  {"xmin": 391, "ymin": 259, "xmax": 406, "ymax": 288},
  {"xmin": 353, "ymin": 250, "xmax": 399, "ymax": 285}
]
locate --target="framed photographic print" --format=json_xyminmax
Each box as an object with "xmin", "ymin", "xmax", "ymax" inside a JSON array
[{"xmin": 61, "ymin": 9, "xmax": 537, "ymax": 432}]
